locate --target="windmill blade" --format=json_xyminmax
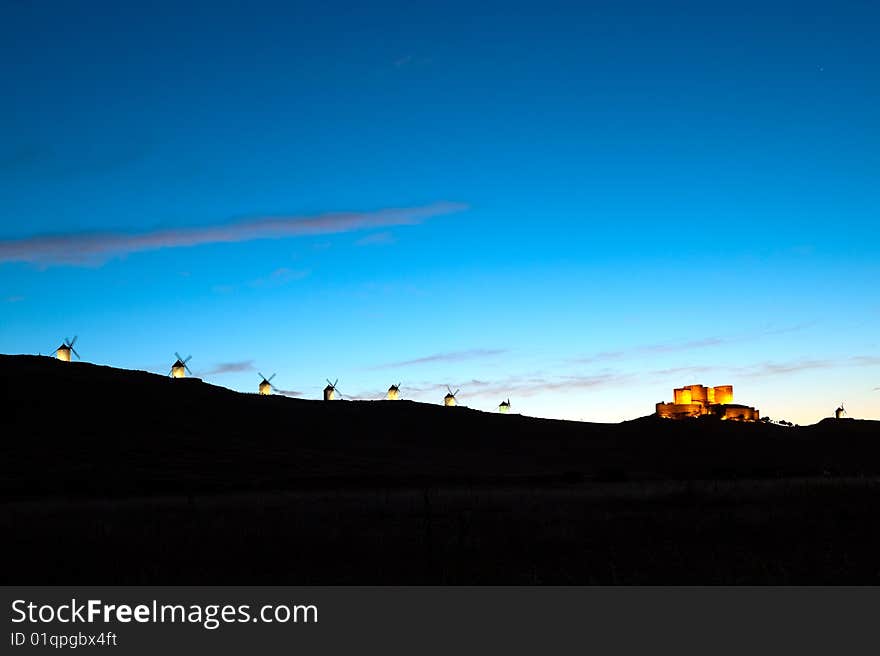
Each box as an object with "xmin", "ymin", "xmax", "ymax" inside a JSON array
[
  {"xmin": 69, "ymin": 336, "xmax": 78, "ymax": 348},
  {"xmin": 185, "ymin": 363, "xmax": 193, "ymax": 374},
  {"xmin": 168, "ymin": 367, "xmax": 174, "ymax": 376},
  {"xmin": 184, "ymin": 355, "xmax": 192, "ymax": 364},
  {"xmin": 454, "ymin": 389, "xmax": 460, "ymax": 397},
  {"xmin": 258, "ymin": 372, "xmax": 266, "ymax": 381},
  {"xmin": 447, "ymin": 385, "xmax": 453, "ymax": 394},
  {"xmin": 334, "ymin": 378, "xmax": 338, "ymax": 387},
  {"xmin": 71, "ymin": 347, "xmax": 81, "ymax": 359},
  {"xmin": 327, "ymin": 379, "xmax": 333, "ymax": 387},
  {"xmin": 175, "ymin": 352, "xmax": 183, "ymax": 362},
  {"xmin": 268, "ymin": 373, "xmax": 276, "ymax": 382}
]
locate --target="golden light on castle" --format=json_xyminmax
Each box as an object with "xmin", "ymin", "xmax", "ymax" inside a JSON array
[{"xmin": 657, "ymin": 384, "xmax": 759, "ymax": 421}]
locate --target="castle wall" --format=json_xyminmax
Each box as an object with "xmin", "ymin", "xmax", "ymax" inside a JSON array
[
  {"xmin": 719, "ymin": 405, "xmax": 759, "ymax": 421},
  {"xmin": 686, "ymin": 385, "xmax": 709, "ymax": 404},
  {"xmin": 673, "ymin": 388, "xmax": 693, "ymax": 404},
  {"xmin": 713, "ymin": 385, "xmax": 734, "ymax": 405},
  {"xmin": 657, "ymin": 383, "xmax": 756, "ymax": 421},
  {"xmin": 656, "ymin": 402, "xmax": 704, "ymax": 419}
]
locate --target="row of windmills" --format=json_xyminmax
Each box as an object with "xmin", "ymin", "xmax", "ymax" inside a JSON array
[{"xmin": 49, "ymin": 338, "xmax": 515, "ymax": 412}]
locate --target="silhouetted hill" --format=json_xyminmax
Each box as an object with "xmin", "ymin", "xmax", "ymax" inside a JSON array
[
  {"xmin": 1, "ymin": 354, "xmax": 878, "ymax": 500},
  {"xmin": 5, "ymin": 354, "xmax": 880, "ymax": 584}
]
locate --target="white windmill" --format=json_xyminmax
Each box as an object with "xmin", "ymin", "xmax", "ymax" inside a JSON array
[
  {"xmin": 55, "ymin": 336, "xmax": 80, "ymax": 362},
  {"xmin": 499, "ymin": 398, "xmax": 511, "ymax": 413},
  {"xmin": 170, "ymin": 353, "xmax": 192, "ymax": 379},
  {"xmin": 324, "ymin": 378, "xmax": 341, "ymax": 401},
  {"xmin": 444, "ymin": 386, "xmax": 459, "ymax": 407},
  {"xmin": 835, "ymin": 403, "xmax": 846, "ymax": 419},
  {"xmin": 387, "ymin": 383, "xmax": 401, "ymax": 400},
  {"xmin": 258, "ymin": 372, "xmax": 278, "ymax": 396}
]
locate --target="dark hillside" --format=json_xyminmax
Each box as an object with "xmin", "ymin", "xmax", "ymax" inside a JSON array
[
  {"xmin": 3, "ymin": 355, "xmax": 880, "ymax": 584},
  {"xmin": 1, "ymin": 354, "xmax": 878, "ymax": 499}
]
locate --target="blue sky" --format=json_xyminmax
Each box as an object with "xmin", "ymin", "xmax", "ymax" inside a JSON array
[{"xmin": 1, "ymin": 0, "xmax": 878, "ymax": 423}]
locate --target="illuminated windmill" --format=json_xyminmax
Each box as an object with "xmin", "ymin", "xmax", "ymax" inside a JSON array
[
  {"xmin": 499, "ymin": 398, "xmax": 511, "ymax": 414},
  {"xmin": 444, "ymin": 386, "xmax": 459, "ymax": 407},
  {"xmin": 170, "ymin": 353, "xmax": 192, "ymax": 379},
  {"xmin": 258, "ymin": 372, "xmax": 277, "ymax": 396},
  {"xmin": 387, "ymin": 383, "xmax": 401, "ymax": 400},
  {"xmin": 324, "ymin": 379, "xmax": 340, "ymax": 401},
  {"xmin": 835, "ymin": 403, "xmax": 846, "ymax": 419},
  {"xmin": 55, "ymin": 336, "xmax": 80, "ymax": 362}
]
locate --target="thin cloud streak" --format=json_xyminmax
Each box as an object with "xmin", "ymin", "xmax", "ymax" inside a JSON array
[
  {"xmin": 396, "ymin": 372, "xmax": 634, "ymax": 401},
  {"xmin": 371, "ymin": 348, "xmax": 508, "ymax": 370},
  {"xmin": 650, "ymin": 355, "xmax": 879, "ymax": 381},
  {"xmin": 0, "ymin": 202, "xmax": 467, "ymax": 266},
  {"xmin": 202, "ymin": 361, "xmax": 256, "ymax": 376},
  {"xmin": 573, "ymin": 324, "xmax": 814, "ymax": 365},
  {"xmin": 274, "ymin": 389, "xmax": 304, "ymax": 398}
]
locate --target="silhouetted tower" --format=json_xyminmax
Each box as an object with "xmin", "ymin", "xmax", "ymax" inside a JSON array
[
  {"xmin": 835, "ymin": 403, "xmax": 846, "ymax": 419},
  {"xmin": 499, "ymin": 398, "xmax": 511, "ymax": 413},
  {"xmin": 387, "ymin": 383, "xmax": 401, "ymax": 400},
  {"xmin": 444, "ymin": 386, "xmax": 459, "ymax": 407}
]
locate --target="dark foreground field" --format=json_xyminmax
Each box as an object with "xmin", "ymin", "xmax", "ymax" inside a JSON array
[
  {"xmin": 2, "ymin": 355, "xmax": 879, "ymax": 583},
  {"xmin": 6, "ymin": 479, "xmax": 880, "ymax": 584}
]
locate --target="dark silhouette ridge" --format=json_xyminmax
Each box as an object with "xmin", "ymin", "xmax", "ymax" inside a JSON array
[
  {"xmin": 2, "ymin": 354, "xmax": 879, "ymax": 584},
  {"xmin": 1, "ymin": 354, "xmax": 877, "ymax": 499}
]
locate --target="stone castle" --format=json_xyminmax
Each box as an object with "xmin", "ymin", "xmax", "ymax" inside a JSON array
[{"xmin": 655, "ymin": 384, "xmax": 759, "ymax": 421}]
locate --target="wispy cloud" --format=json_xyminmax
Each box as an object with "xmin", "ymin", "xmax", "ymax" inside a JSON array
[
  {"xmin": 370, "ymin": 348, "xmax": 508, "ymax": 370},
  {"xmin": 479, "ymin": 372, "xmax": 635, "ymax": 398},
  {"xmin": 744, "ymin": 359, "xmax": 832, "ymax": 377},
  {"xmin": 573, "ymin": 324, "xmax": 813, "ymax": 365},
  {"xmin": 0, "ymin": 202, "xmax": 467, "ymax": 266},
  {"xmin": 202, "ymin": 361, "xmax": 256, "ymax": 376},
  {"xmin": 575, "ymin": 337, "xmax": 730, "ymax": 365},
  {"xmin": 650, "ymin": 355, "xmax": 879, "ymax": 381},
  {"xmin": 273, "ymin": 388, "xmax": 304, "ymax": 398},
  {"xmin": 650, "ymin": 364, "xmax": 717, "ymax": 377},
  {"xmin": 379, "ymin": 371, "xmax": 634, "ymax": 402}
]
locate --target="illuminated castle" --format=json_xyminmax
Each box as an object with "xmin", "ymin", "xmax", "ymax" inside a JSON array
[{"xmin": 655, "ymin": 384, "xmax": 759, "ymax": 421}]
